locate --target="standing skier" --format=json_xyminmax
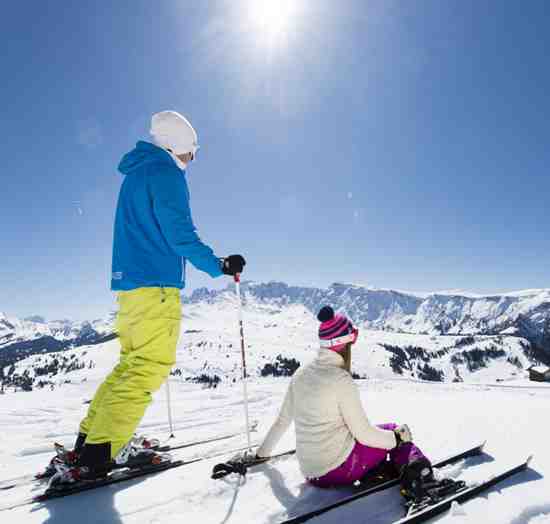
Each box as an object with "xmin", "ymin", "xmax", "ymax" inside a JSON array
[
  {"xmin": 51, "ymin": 111, "xmax": 246, "ymax": 484},
  {"xmin": 255, "ymin": 306, "xmax": 435, "ymax": 498}
]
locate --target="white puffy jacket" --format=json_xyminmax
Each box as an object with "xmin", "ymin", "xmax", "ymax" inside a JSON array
[{"xmin": 257, "ymin": 349, "xmax": 397, "ymax": 478}]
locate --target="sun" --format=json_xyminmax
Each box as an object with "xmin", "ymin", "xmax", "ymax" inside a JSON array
[{"xmin": 246, "ymin": 0, "xmax": 299, "ymax": 44}]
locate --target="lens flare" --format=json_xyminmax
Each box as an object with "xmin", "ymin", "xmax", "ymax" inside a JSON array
[{"xmin": 247, "ymin": 0, "xmax": 298, "ymax": 43}]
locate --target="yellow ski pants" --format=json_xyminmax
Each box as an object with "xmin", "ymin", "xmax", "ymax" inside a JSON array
[{"xmin": 79, "ymin": 287, "xmax": 181, "ymax": 458}]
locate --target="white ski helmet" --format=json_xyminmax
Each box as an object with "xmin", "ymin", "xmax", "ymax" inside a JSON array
[{"xmin": 150, "ymin": 111, "xmax": 199, "ymax": 157}]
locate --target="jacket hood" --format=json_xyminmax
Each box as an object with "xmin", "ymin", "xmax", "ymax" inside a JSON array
[{"xmin": 118, "ymin": 141, "xmax": 177, "ymax": 175}]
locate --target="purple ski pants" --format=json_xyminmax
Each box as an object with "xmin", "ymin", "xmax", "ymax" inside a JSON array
[{"xmin": 308, "ymin": 423, "xmax": 427, "ymax": 488}]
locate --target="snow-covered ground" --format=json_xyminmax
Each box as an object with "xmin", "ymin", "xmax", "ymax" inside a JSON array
[{"xmin": 1, "ymin": 333, "xmax": 549, "ymax": 523}]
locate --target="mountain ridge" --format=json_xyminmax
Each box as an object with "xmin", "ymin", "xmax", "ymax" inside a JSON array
[
  {"xmin": 2, "ymin": 282, "xmax": 549, "ymax": 382},
  {"xmin": 185, "ymin": 281, "xmax": 550, "ymax": 344}
]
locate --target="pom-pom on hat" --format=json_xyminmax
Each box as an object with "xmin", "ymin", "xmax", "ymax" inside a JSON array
[{"xmin": 317, "ymin": 306, "xmax": 359, "ymax": 352}]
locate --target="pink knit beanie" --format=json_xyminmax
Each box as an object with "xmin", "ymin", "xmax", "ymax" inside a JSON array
[{"xmin": 317, "ymin": 306, "xmax": 359, "ymax": 352}]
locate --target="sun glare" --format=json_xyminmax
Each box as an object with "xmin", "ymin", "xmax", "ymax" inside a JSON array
[{"xmin": 247, "ymin": 0, "xmax": 299, "ymax": 44}]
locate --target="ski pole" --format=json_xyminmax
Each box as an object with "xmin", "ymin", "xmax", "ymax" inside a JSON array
[
  {"xmin": 165, "ymin": 379, "xmax": 175, "ymax": 439},
  {"xmin": 234, "ymin": 273, "xmax": 252, "ymax": 452}
]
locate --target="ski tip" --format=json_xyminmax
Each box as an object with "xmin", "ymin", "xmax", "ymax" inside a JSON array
[
  {"xmin": 479, "ymin": 440, "xmax": 487, "ymax": 452},
  {"xmin": 526, "ymin": 455, "xmax": 534, "ymax": 467}
]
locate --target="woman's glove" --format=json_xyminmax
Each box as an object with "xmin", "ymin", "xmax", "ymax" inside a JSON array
[{"xmin": 394, "ymin": 424, "xmax": 413, "ymax": 447}]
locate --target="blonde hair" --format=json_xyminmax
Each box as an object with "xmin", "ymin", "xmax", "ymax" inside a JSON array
[{"xmin": 340, "ymin": 343, "xmax": 352, "ymax": 373}]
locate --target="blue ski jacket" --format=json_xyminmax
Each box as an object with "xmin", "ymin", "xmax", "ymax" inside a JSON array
[{"xmin": 111, "ymin": 141, "xmax": 223, "ymax": 291}]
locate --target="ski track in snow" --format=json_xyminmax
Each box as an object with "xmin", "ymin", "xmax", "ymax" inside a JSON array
[{"xmin": 509, "ymin": 505, "xmax": 550, "ymax": 524}]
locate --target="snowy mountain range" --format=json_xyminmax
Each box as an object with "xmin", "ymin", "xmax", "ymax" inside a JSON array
[
  {"xmin": 187, "ymin": 281, "xmax": 550, "ymax": 346},
  {"xmin": 2, "ymin": 282, "xmax": 550, "ymax": 389},
  {"xmin": 0, "ymin": 311, "xmax": 115, "ymax": 370}
]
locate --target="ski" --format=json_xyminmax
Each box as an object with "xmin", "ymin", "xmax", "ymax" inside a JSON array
[
  {"xmin": 211, "ymin": 448, "xmax": 297, "ymax": 479},
  {"xmin": 0, "ymin": 441, "xmax": 264, "ymax": 511},
  {"xmin": 0, "ymin": 458, "xmax": 185, "ymax": 512},
  {"xmin": 279, "ymin": 441, "xmax": 486, "ymax": 524},
  {"xmin": 394, "ymin": 455, "xmax": 533, "ymax": 524},
  {"xmin": 0, "ymin": 422, "xmax": 258, "ymax": 492}
]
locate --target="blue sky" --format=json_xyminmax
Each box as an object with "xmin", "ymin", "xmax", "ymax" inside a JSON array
[{"xmin": 1, "ymin": 1, "xmax": 549, "ymax": 321}]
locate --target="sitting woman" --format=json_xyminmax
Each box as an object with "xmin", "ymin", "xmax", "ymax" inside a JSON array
[{"xmin": 256, "ymin": 306, "xmax": 434, "ymax": 497}]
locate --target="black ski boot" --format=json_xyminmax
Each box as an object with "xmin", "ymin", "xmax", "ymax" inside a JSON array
[
  {"xmin": 73, "ymin": 432, "xmax": 87, "ymax": 455},
  {"xmin": 46, "ymin": 442, "xmax": 112, "ymax": 489},
  {"xmin": 400, "ymin": 456, "xmax": 467, "ymax": 514},
  {"xmin": 47, "ymin": 439, "xmax": 171, "ymax": 490},
  {"xmin": 399, "ymin": 457, "xmax": 436, "ymax": 501}
]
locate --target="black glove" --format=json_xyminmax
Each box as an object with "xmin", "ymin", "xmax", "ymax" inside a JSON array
[{"xmin": 221, "ymin": 254, "xmax": 246, "ymax": 276}]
